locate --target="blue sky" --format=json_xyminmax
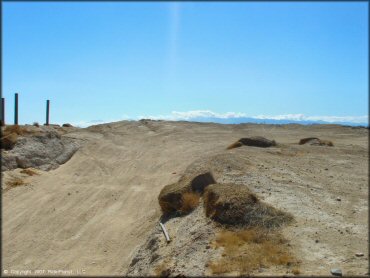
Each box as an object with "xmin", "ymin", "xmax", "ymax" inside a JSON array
[{"xmin": 3, "ymin": 2, "xmax": 368, "ymax": 126}]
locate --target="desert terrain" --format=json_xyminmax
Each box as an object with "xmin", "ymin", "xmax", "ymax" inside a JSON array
[{"xmin": 1, "ymin": 120, "xmax": 368, "ymax": 276}]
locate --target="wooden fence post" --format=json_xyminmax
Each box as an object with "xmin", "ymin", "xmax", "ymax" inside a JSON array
[
  {"xmin": 46, "ymin": 100, "xmax": 50, "ymax": 126},
  {"xmin": 14, "ymin": 93, "xmax": 18, "ymax": 125},
  {"xmin": 1, "ymin": 98, "xmax": 5, "ymax": 126}
]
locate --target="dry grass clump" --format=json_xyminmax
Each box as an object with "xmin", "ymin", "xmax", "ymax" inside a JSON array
[
  {"xmin": 292, "ymin": 267, "xmax": 301, "ymax": 275},
  {"xmin": 227, "ymin": 141, "xmax": 243, "ymax": 150},
  {"xmin": 160, "ymin": 191, "xmax": 201, "ymax": 215},
  {"xmin": 320, "ymin": 140, "xmax": 334, "ymax": 146},
  {"xmin": 3, "ymin": 125, "xmax": 25, "ymax": 136},
  {"xmin": 4, "ymin": 177, "xmax": 28, "ymax": 192},
  {"xmin": 154, "ymin": 261, "xmax": 172, "ymax": 277},
  {"xmin": 20, "ymin": 168, "xmax": 39, "ymax": 176},
  {"xmin": 1, "ymin": 132, "xmax": 18, "ymax": 150},
  {"xmin": 204, "ymin": 183, "xmax": 293, "ymax": 229},
  {"xmin": 208, "ymin": 227, "xmax": 298, "ymax": 275},
  {"xmin": 158, "ymin": 182, "xmax": 188, "ymax": 214},
  {"xmin": 179, "ymin": 192, "xmax": 200, "ymax": 214}
]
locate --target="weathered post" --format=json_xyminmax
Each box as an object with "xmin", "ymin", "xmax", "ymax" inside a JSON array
[
  {"xmin": 14, "ymin": 93, "xmax": 18, "ymax": 125},
  {"xmin": 46, "ymin": 100, "xmax": 50, "ymax": 126},
  {"xmin": 1, "ymin": 98, "xmax": 5, "ymax": 126}
]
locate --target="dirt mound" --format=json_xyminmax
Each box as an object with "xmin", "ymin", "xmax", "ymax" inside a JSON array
[
  {"xmin": 158, "ymin": 171, "xmax": 216, "ymax": 214},
  {"xmin": 204, "ymin": 183, "xmax": 293, "ymax": 228},
  {"xmin": 299, "ymin": 137, "xmax": 333, "ymax": 146},
  {"xmin": 228, "ymin": 136, "xmax": 277, "ymax": 149}
]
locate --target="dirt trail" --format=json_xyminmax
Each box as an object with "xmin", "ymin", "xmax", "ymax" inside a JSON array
[{"xmin": 2, "ymin": 121, "xmax": 368, "ymax": 275}]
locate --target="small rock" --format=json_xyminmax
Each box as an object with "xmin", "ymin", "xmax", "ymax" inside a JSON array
[
  {"xmin": 315, "ymin": 239, "xmax": 319, "ymax": 243},
  {"xmin": 325, "ymin": 168, "xmax": 328, "ymax": 170},
  {"xmin": 355, "ymin": 253, "xmax": 364, "ymax": 257},
  {"xmin": 330, "ymin": 268, "xmax": 342, "ymax": 276},
  {"xmin": 67, "ymin": 192, "xmax": 71, "ymax": 196},
  {"xmin": 336, "ymin": 197, "xmax": 341, "ymax": 201}
]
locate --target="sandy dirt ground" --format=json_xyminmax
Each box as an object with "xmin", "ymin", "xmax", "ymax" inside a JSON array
[{"xmin": 2, "ymin": 120, "xmax": 368, "ymax": 276}]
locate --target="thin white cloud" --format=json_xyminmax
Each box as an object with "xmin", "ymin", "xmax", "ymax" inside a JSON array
[
  {"xmin": 139, "ymin": 110, "xmax": 248, "ymax": 121},
  {"xmin": 254, "ymin": 114, "xmax": 369, "ymax": 124}
]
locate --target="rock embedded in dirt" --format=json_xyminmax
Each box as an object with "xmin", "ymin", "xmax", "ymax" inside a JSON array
[
  {"xmin": 330, "ymin": 268, "xmax": 342, "ymax": 276},
  {"xmin": 299, "ymin": 137, "xmax": 334, "ymax": 146},
  {"xmin": 355, "ymin": 253, "xmax": 364, "ymax": 257},
  {"xmin": 238, "ymin": 136, "xmax": 277, "ymax": 147},
  {"xmin": 228, "ymin": 136, "xmax": 277, "ymax": 149},
  {"xmin": 1, "ymin": 129, "xmax": 82, "ymax": 171},
  {"xmin": 204, "ymin": 183, "xmax": 293, "ymax": 228},
  {"xmin": 158, "ymin": 171, "xmax": 216, "ymax": 214}
]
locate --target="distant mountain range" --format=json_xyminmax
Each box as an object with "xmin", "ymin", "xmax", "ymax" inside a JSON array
[{"xmin": 184, "ymin": 116, "xmax": 369, "ymax": 127}]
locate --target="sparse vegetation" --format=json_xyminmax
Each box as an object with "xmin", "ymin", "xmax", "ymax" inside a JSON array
[
  {"xmin": 1, "ymin": 132, "xmax": 18, "ymax": 150},
  {"xmin": 20, "ymin": 168, "xmax": 39, "ymax": 176},
  {"xmin": 208, "ymin": 227, "xmax": 298, "ymax": 275},
  {"xmin": 4, "ymin": 177, "xmax": 28, "ymax": 192},
  {"xmin": 292, "ymin": 267, "xmax": 301, "ymax": 275},
  {"xmin": 321, "ymin": 140, "xmax": 334, "ymax": 146},
  {"xmin": 4, "ymin": 125, "xmax": 24, "ymax": 136},
  {"xmin": 179, "ymin": 192, "xmax": 200, "ymax": 214},
  {"xmin": 62, "ymin": 123, "xmax": 73, "ymax": 127},
  {"xmin": 160, "ymin": 191, "xmax": 200, "ymax": 215},
  {"xmin": 154, "ymin": 261, "xmax": 172, "ymax": 277},
  {"xmin": 33, "ymin": 122, "xmax": 40, "ymax": 127}
]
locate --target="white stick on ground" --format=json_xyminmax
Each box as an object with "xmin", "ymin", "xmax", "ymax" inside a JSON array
[{"xmin": 159, "ymin": 222, "xmax": 171, "ymax": 243}]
